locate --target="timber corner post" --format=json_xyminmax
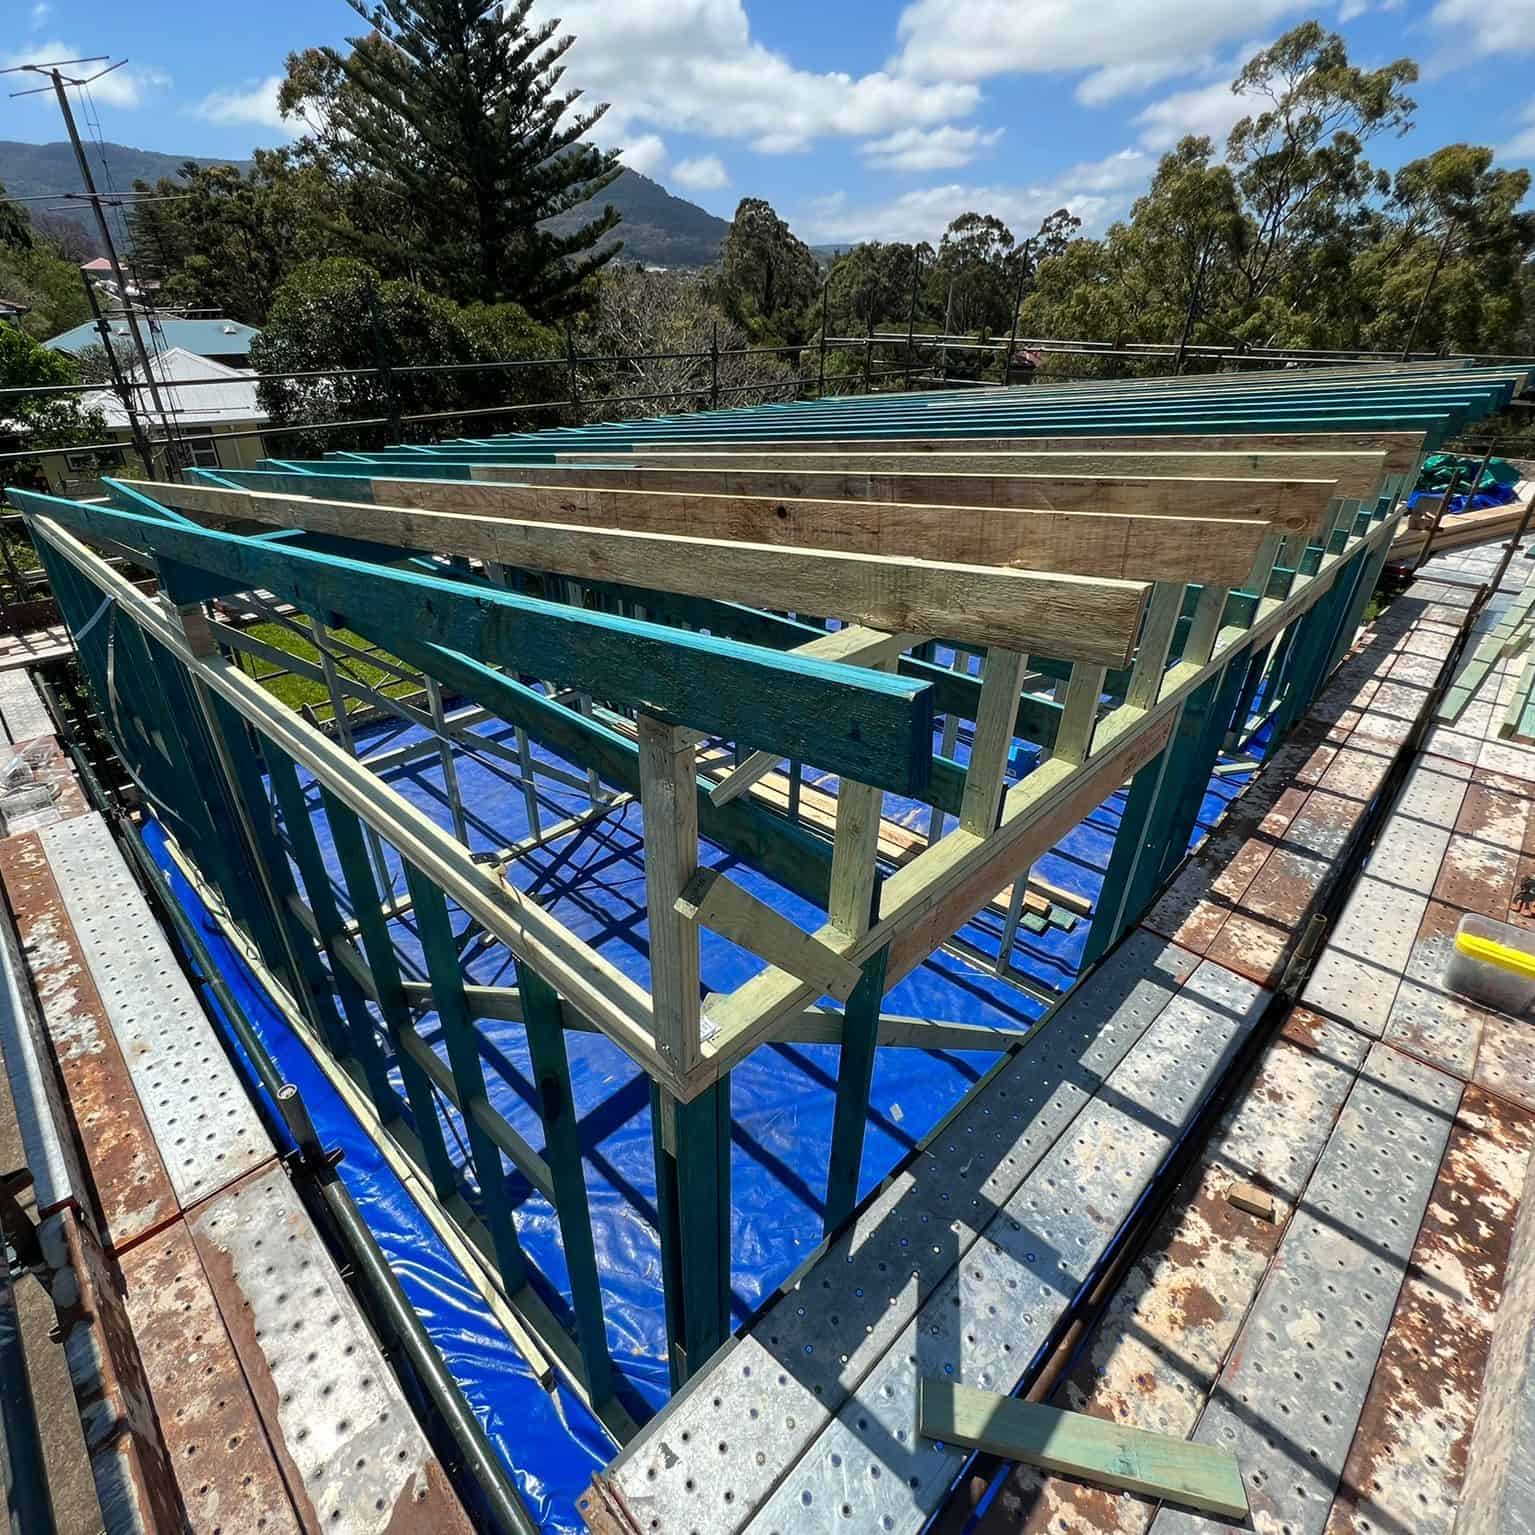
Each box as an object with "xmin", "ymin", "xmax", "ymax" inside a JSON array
[{"xmin": 5, "ymin": 357, "xmax": 1528, "ymax": 1483}]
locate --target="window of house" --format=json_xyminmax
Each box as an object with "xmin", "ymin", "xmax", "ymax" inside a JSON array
[{"xmin": 174, "ymin": 436, "xmax": 221, "ymax": 469}]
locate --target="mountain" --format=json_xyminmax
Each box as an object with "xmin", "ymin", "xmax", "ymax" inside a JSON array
[
  {"xmin": 0, "ymin": 140, "xmax": 252, "ymax": 253},
  {"xmin": 547, "ymin": 166, "xmax": 730, "ymax": 269},
  {"xmin": 0, "ymin": 139, "xmax": 731, "ymax": 270}
]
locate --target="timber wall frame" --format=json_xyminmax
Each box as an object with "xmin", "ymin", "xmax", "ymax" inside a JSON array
[{"xmin": 7, "ymin": 358, "xmax": 1529, "ymax": 1446}]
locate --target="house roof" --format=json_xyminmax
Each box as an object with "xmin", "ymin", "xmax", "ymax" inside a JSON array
[
  {"xmin": 45, "ymin": 316, "xmax": 259, "ymax": 359},
  {"xmin": 87, "ymin": 347, "xmax": 266, "ymax": 431},
  {"xmin": 79, "ymin": 257, "xmax": 114, "ymax": 272}
]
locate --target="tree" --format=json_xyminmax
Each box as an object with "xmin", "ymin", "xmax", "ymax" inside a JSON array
[
  {"xmin": 0, "ymin": 182, "xmax": 31, "ymax": 251},
  {"xmin": 1362, "ymin": 145, "xmax": 1535, "ymax": 356},
  {"xmin": 0, "ymin": 193, "xmax": 92, "ymax": 342},
  {"xmin": 1121, "ymin": 138, "xmax": 1246, "ymax": 368},
  {"xmin": 719, "ymin": 198, "xmax": 819, "ymax": 343},
  {"xmin": 1012, "ymin": 25, "xmax": 1533, "ymax": 368},
  {"xmin": 576, "ymin": 267, "xmax": 793, "ymax": 419},
  {"xmin": 278, "ymin": 0, "xmax": 622, "ymax": 317},
  {"xmin": 0, "ymin": 326, "xmax": 106, "ymax": 496},
  {"xmin": 249, "ymin": 256, "xmax": 561, "ymax": 454},
  {"xmin": 1224, "ymin": 22, "xmax": 1418, "ymax": 340},
  {"xmin": 127, "ymin": 154, "xmax": 364, "ymax": 325},
  {"xmin": 824, "ymin": 242, "xmax": 924, "ymax": 336},
  {"xmin": 930, "ymin": 212, "xmax": 1016, "ymax": 335}
]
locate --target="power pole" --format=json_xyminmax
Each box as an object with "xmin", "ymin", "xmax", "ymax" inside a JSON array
[
  {"xmin": 80, "ymin": 268, "xmax": 156, "ymax": 479},
  {"xmin": 4, "ymin": 57, "xmax": 178, "ymax": 475}
]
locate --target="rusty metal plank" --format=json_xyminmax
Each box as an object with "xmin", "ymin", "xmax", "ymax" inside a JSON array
[
  {"xmin": 38, "ymin": 814, "xmax": 273, "ymax": 1209},
  {"xmin": 1149, "ymin": 1043, "xmax": 1463, "ymax": 1535},
  {"xmin": 189, "ymin": 1163, "xmax": 473, "ymax": 1534},
  {"xmin": 742, "ymin": 962, "xmax": 1270, "ymax": 1535},
  {"xmin": 1303, "ymin": 875, "xmax": 1427, "ymax": 1037},
  {"xmin": 39, "ymin": 1206, "xmax": 186, "ymax": 1535},
  {"xmin": 1321, "ymin": 1086, "xmax": 1535, "ymax": 1535},
  {"xmin": 121, "ymin": 1218, "xmax": 303, "ymax": 1534},
  {"xmin": 0, "ymin": 832, "xmax": 176, "ymax": 1250},
  {"xmin": 972, "ymin": 1009, "xmax": 1370, "ymax": 1535},
  {"xmin": 1475, "ymin": 1017, "xmax": 1535, "ymax": 1114},
  {"xmin": 588, "ymin": 933, "xmax": 1203, "ymax": 1535}
]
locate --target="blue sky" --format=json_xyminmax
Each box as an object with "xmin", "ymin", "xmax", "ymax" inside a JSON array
[{"xmin": 4, "ymin": 0, "xmax": 1535, "ymax": 246}]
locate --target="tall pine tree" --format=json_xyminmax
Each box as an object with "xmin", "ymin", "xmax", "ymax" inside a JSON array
[{"xmin": 280, "ymin": 0, "xmax": 622, "ymax": 317}]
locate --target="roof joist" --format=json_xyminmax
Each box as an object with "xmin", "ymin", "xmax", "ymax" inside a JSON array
[
  {"xmin": 12, "ymin": 488, "xmax": 942, "ymax": 796},
  {"xmin": 129, "ymin": 479, "xmax": 1160, "ymax": 663}
]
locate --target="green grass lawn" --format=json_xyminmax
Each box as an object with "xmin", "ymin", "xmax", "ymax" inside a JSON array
[{"xmin": 235, "ymin": 621, "xmax": 420, "ymax": 722}]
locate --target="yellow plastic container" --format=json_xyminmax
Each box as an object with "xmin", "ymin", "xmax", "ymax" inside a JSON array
[{"xmin": 1446, "ymin": 914, "xmax": 1535, "ymax": 1016}]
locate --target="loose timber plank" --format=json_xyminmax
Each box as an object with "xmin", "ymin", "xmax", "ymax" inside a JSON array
[
  {"xmin": 916, "ymin": 1380, "xmax": 1249, "ymax": 1521},
  {"xmin": 476, "ymin": 463, "xmax": 1326, "ymax": 533},
  {"xmin": 615, "ymin": 433, "xmax": 1427, "ymax": 477},
  {"xmin": 159, "ymin": 475, "xmax": 1261, "ymax": 594},
  {"xmin": 535, "ymin": 450, "xmax": 1388, "ymax": 504},
  {"xmin": 123, "ymin": 480, "xmax": 1154, "ymax": 664}
]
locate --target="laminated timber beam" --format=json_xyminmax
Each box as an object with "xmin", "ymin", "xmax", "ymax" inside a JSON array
[{"xmin": 123, "ymin": 479, "xmax": 1157, "ymax": 663}]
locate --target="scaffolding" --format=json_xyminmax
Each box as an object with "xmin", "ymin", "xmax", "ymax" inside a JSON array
[{"xmin": 5, "ymin": 357, "xmax": 1529, "ymax": 1516}]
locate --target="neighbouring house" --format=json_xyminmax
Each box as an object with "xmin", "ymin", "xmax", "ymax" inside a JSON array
[
  {"xmin": 44, "ymin": 314, "xmax": 259, "ymax": 368},
  {"xmin": 48, "ymin": 346, "xmax": 271, "ymax": 486},
  {"xmin": 0, "ymin": 298, "xmax": 30, "ymax": 328}
]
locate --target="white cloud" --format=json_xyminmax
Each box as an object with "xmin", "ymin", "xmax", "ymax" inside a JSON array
[
  {"xmin": 1338, "ymin": 0, "xmax": 1371, "ymax": 19},
  {"xmin": 1133, "ymin": 78, "xmax": 1257, "ymax": 151},
  {"xmin": 672, "ymin": 154, "xmax": 729, "ymax": 190},
  {"xmin": 1429, "ymin": 0, "xmax": 1535, "ymax": 58},
  {"xmin": 894, "ymin": 0, "xmax": 1308, "ymax": 84},
  {"xmin": 618, "ymin": 133, "xmax": 668, "ymax": 178},
  {"xmin": 797, "ymin": 149, "xmax": 1154, "ymax": 245},
  {"xmin": 533, "ymin": 0, "xmax": 980, "ymax": 155},
  {"xmin": 191, "ymin": 76, "xmax": 300, "ymax": 136},
  {"xmin": 859, "ymin": 124, "xmax": 1004, "ymax": 172},
  {"xmin": 1506, "ymin": 99, "xmax": 1535, "ymax": 160},
  {"xmin": 29, "ymin": 3, "xmax": 49, "ymax": 28},
  {"xmin": 1075, "ymin": 58, "xmax": 1209, "ymax": 106},
  {"xmin": 0, "ymin": 42, "xmax": 167, "ymax": 108}
]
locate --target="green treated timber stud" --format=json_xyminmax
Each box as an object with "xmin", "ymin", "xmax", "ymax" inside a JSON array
[
  {"xmin": 1267, "ymin": 603, "xmax": 1340, "ymax": 746},
  {"xmin": 262, "ymin": 745, "xmax": 400, "ymax": 1115},
  {"xmin": 404, "ymin": 867, "xmax": 531, "ymax": 1292},
  {"xmin": 823, "ymin": 944, "xmax": 892, "ymax": 1237},
  {"xmin": 1225, "ymin": 641, "xmax": 1273, "ymax": 752},
  {"xmin": 137, "ymin": 627, "xmax": 300, "ymax": 979},
  {"xmin": 200, "ymin": 686, "xmax": 363, "ymax": 1059},
  {"xmin": 650, "ymin": 1077, "xmax": 732, "ymax": 1390},
  {"xmin": 11, "ymin": 490, "xmax": 936, "ymax": 800},
  {"xmin": 1150, "ymin": 656, "xmax": 1250, "ymax": 891},
  {"xmin": 1080, "ymin": 724, "xmax": 1182, "ymax": 971},
  {"xmin": 1323, "ymin": 535, "xmax": 1394, "ymax": 680},
  {"xmin": 516, "ymin": 960, "xmax": 616, "ymax": 1407},
  {"xmin": 1256, "ymin": 618, "xmax": 1306, "ymax": 748},
  {"xmin": 318, "ymin": 784, "xmax": 462, "ymax": 1202},
  {"xmin": 1121, "ymin": 672, "xmax": 1225, "ymax": 914}
]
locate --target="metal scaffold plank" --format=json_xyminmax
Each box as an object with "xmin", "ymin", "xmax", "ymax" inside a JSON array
[
  {"xmin": 1148, "ymin": 1042, "xmax": 1462, "ymax": 1535},
  {"xmin": 38, "ymin": 813, "xmax": 273, "ymax": 1208}
]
